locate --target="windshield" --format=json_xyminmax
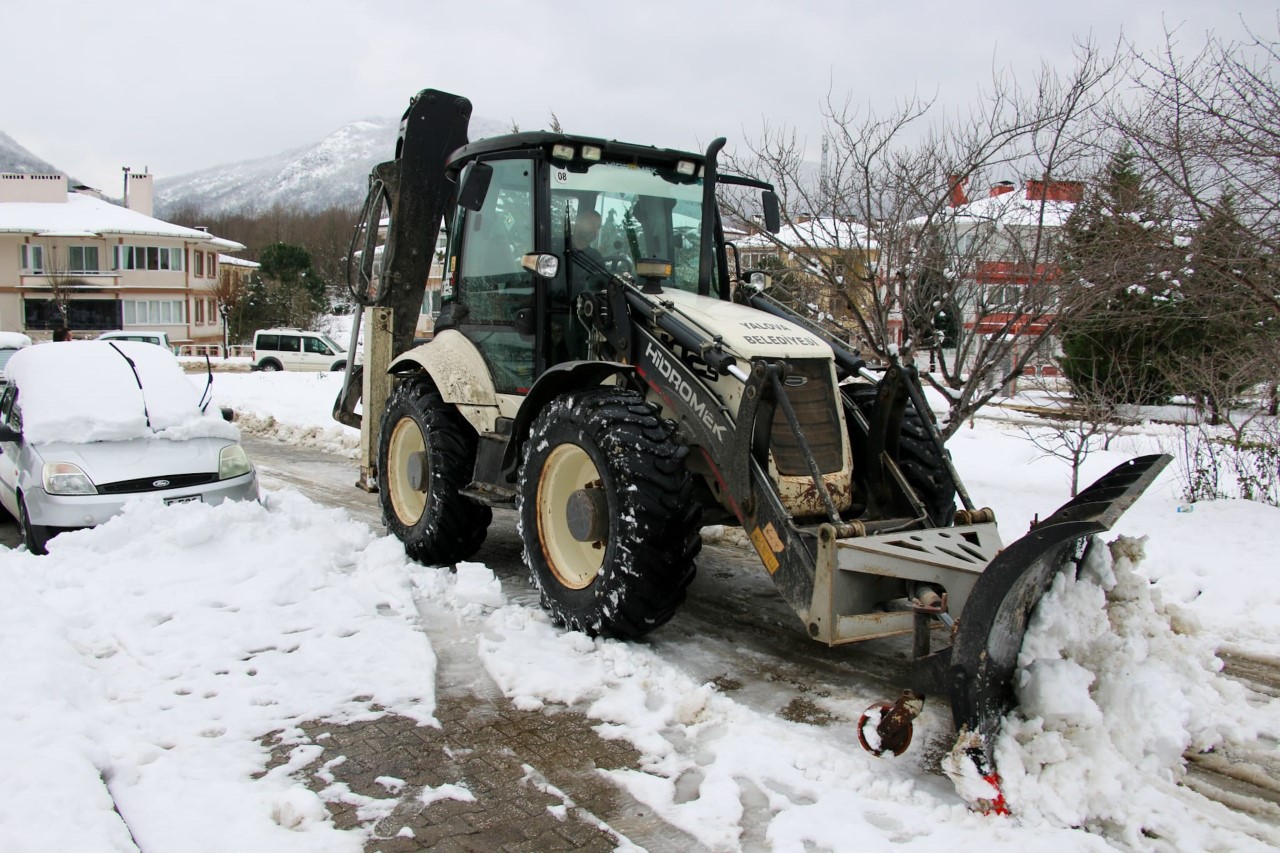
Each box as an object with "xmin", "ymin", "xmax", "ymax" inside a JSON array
[{"xmin": 550, "ymin": 160, "xmax": 707, "ymax": 294}]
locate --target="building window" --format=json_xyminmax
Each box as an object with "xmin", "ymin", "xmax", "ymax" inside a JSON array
[
  {"xmin": 193, "ymin": 251, "xmax": 204, "ymax": 277},
  {"xmin": 206, "ymin": 252, "xmax": 216, "ymax": 278},
  {"xmin": 114, "ymin": 245, "xmax": 184, "ymax": 271},
  {"xmin": 20, "ymin": 245, "xmax": 44, "ymax": 273},
  {"xmin": 123, "ymin": 299, "xmax": 186, "ymax": 325},
  {"xmin": 194, "ymin": 299, "xmax": 205, "ymax": 324},
  {"xmin": 67, "ymin": 246, "xmax": 100, "ymax": 274},
  {"xmin": 24, "ymin": 298, "xmax": 120, "ymax": 330}
]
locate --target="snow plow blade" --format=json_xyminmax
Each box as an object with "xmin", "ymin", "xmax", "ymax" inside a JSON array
[{"xmin": 941, "ymin": 454, "xmax": 1171, "ymax": 751}]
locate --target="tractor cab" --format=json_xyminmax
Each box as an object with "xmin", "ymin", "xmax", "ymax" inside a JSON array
[{"xmin": 436, "ymin": 134, "xmax": 731, "ymax": 393}]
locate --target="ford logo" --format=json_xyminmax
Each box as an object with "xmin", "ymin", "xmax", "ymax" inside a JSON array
[{"xmin": 152, "ymin": 479, "xmax": 171, "ymax": 488}]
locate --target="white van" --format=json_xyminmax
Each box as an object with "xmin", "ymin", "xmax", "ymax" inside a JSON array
[
  {"xmin": 252, "ymin": 329, "xmax": 347, "ymax": 372},
  {"xmin": 96, "ymin": 330, "xmax": 174, "ymax": 352}
]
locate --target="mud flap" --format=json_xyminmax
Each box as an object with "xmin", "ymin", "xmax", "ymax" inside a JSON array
[{"xmin": 944, "ymin": 454, "xmax": 1171, "ymax": 763}]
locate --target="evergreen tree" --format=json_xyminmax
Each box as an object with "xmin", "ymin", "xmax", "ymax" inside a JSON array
[
  {"xmin": 1057, "ymin": 151, "xmax": 1187, "ymax": 405},
  {"xmin": 1166, "ymin": 196, "xmax": 1278, "ymax": 421}
]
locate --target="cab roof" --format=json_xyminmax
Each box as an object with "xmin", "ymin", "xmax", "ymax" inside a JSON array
[{"xmin": 445, "ymin": 132, "xmax": 706, "ymax": 175}]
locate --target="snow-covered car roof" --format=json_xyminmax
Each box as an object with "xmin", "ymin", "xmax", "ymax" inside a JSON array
[
  {"xmin": 5, "ymin": 340, "xmax": 240, "ymax": 444},
  {"xmin": 0, "ymin": 332, "xmax": 32, "ymax": 350}
]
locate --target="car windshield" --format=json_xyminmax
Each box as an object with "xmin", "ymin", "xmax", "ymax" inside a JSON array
[
  {"xmin": 5, "ymin": 341, "xmax": 239, "ymax": 444},
  {"xmin": 550, "ymin": 160, "xmax": 708, "ymax": 293}
]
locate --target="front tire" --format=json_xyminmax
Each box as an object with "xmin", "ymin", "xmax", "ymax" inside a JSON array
[
  {"xmin": 517, "ymin": 388, "xmax": 700, "ymax": 639},
  {"xmin": 379, "ymin": 378, "xmax": 491, "ymax": 565},
  {"xmin": 19, "ymin": 494, "xmax": 50, "ymax": 555}
]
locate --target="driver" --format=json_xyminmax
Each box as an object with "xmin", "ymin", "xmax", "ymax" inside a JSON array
[
  {"xmin": 568, "ymin": 208, "xmax": 608, "ymax": 292},
  {"xmin": 571, "ymin": 209, "xmax": 604, "ymax": 263}
]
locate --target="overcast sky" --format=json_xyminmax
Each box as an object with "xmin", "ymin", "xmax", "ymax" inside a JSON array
[{"xmin": 7, "ymin": 1, "xmax": 1276, "ymax": 193}]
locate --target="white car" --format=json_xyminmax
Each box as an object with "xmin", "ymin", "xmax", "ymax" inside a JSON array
[
  {"xmin": 251, "ymin": 328, "xmax": 348, "ymax": 372},
  {"xmin": 0, "ymin": 340, "xmax": 259, "ymax": 553},
  {"xmin": 95, "ymin": 330, "xmax": 174, "ymax": 352}
]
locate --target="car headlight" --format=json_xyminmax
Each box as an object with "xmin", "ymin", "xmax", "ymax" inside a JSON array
[
  {"xmin": 43, "ymin": 462, "xmax": 97, "ymax": 496},
  {"xmin": 218, "ymin": 444, "xmax": 253, "ymax": 480}
]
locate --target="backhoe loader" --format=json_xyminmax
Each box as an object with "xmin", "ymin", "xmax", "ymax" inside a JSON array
[{"xmin": 333, "ymin": 88, "xmax": 1169, "ymax": 804}]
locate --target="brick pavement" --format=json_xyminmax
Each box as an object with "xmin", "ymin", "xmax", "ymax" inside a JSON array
[{"xmin": 261, "ymin": 695, "xmax": 708, "ymax": 852}]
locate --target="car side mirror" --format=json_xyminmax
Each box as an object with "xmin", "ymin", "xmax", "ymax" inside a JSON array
[
  {"xmin": 0, "ymin": 423, "xmax": 21, "ymax": 442},
  {"xmin": 458, "ymin": 161, "xmax": 494, "ymax": 212}
]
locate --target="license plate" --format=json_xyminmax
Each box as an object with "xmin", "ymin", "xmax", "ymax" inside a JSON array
[{"xmin": 164, "ymin": 495, "xmax": 203, "ymax": 506}]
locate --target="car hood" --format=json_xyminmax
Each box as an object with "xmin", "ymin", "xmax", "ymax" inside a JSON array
[{"xmin": 31, "ymin": 436, "xmax": 241, "ymax": 485}]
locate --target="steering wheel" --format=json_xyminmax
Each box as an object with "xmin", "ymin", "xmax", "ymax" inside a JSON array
[{"xmin": 603, "ymin": 255, "xmax": 634, "ymax": 275}]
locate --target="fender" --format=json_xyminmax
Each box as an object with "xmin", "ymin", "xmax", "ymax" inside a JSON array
[
  {"xmin": 501, "ymin": 360, "xmax": 635, "ymax": 478},
  {"xmin": 389, "ymin": 328, "xmax": 498, "ymax": 410}
]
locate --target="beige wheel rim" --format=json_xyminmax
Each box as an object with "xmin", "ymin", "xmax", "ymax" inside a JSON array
[
  {"xmin": 538, "ymin": 443, "xmax": 605, "ymax": 590},
  {"xmin": 386, "ymin": 416, "xmax": 426, "ymax": 526}
]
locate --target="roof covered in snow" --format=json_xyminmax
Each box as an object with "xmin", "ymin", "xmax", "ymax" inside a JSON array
[
  {"xmin": 735, "ymin": 216, "xmax": 878, "ymax": 251},
  {"xmin": 0, "ymin": 192, "xmax": 245, "ymax": 249}
]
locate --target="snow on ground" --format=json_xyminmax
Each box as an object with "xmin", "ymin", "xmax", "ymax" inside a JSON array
[{"xmin": 1, "ymin": 371, "xmax": 1277, "ymax": 851}]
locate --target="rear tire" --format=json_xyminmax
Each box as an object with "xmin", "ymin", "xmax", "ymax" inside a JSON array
[
  {"xmin": 258, "ymin": 359, "xmax": 282, "ymax": 372},
  {"xmin": 379, "ymin": 378, "xmax": 491, "ymax": 565},
  {"xmin": 19, "ymin": 494, "xmax": 50, "ymax": 555},
  {"xmin": 517, "ymin": 388, "xmax": 700, "ymax": 639},
  {"xmin": 844, "ymin": 383, "xmax": 956, "ymax": 526}
]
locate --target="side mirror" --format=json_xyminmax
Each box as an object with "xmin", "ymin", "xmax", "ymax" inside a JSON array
[
  {"xmin": 762, "ymin": 191, "xmax": 781, "ymax": 234},
  {"xmin": 0, "ymin": 423, "xmax": 20, "ymax": 442},
  {"xmin": 458, "ymin": 161, "xmax": 494, "ymax": 212},
  {"xmin": 743, "ymin": 270, "xmax": 773, "ymax": 292}
]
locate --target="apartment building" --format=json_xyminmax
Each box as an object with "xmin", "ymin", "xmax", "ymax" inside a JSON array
[{"xmin": 0, "ymin": 171, "xmax": 245, "ymax": 347}]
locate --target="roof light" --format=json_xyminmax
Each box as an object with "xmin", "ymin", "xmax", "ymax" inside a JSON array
[
  {"xmin": 551, "ymin": 144, "xmax": 575, "ymax": 161},
  {"xmin": 581, "ymin": 145, "xmax": 602, "ymax": 161},
  {"xmin": 676, "ymin": 160, "xmax": 697, "ymax": 176}
]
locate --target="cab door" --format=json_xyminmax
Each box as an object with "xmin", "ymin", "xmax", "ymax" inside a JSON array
[{"xmin": 450, "ymin": 157, "xmax": 537, "ymax": 394}]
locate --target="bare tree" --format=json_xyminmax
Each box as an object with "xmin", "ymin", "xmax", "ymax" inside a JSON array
[
  {"xmin": 1115, "ymin": 21, "xmax": 1280, "ymax": 318},
  {"xmin": 207, "ymin": 265, "xmax": 247, "ymax": 354},
  {"xmin": 729, "ymin": 40, "xmax": 1121, "ymax": 436},
  {"xmin": 39, "ymin": 242, "xmax": 88, "ymax": 330}
]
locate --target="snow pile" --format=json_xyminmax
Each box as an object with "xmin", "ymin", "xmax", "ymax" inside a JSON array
[
  {"xmin": 996, "ymin": 536, "xmax": 1267, "ymax": 848},
  {"xmin": 0, "ymin": 491, "xmax": 434, "ymax": 851},
  {"xmin": 473, "ymin": 602, "xmax": 1091, "ymax": 851},
  {"xmin": 213, "ymin": 371, "xmax": 360, "ymax": 457}
]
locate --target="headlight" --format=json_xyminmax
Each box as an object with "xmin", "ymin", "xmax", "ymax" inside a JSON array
[
  {"xmin": 43, "ymin": 462, "xmax": 97, "ymax": 496},
  {"xmin": 218, "ymin": 445, "xmax": 252, "ymax": 480}
]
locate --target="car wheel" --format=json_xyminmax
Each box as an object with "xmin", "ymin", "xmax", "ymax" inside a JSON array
[
  {"xmin": 18, "ymin": 493, "xmax": 50, "ymax": 555},
  {"xmin": 259, "ymin": 360, "xmax": 282, "ymax": 372},
  {"xmin": 331, "ymin": 361, "xmax": 346, "ymax": 372}
]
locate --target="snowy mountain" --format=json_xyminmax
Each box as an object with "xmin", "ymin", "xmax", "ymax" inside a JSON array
[
  {"xmin": 153, "ymin": 115, "xmax": 513, "ymax": 216},
  {"xmin": 0, "ymin": 131, "xmax": 63, "ymax": 178}
]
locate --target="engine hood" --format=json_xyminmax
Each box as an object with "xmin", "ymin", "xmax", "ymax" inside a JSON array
[
  {"xmin": 650, "ymin": 289, "xmax": 831, "ymax": 360},
  {"xmin": 31, "ymin": 436, "xmax": 235, "ymax": 486}
]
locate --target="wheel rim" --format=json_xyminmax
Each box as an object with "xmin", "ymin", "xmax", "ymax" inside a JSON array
[
  {"xmin": 386, "ymin": 416, "xmax": 427, "ymax": 526},
  {"xmin": 537, "ymin": 443, "xmax": 606, "ymax": 590}
]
